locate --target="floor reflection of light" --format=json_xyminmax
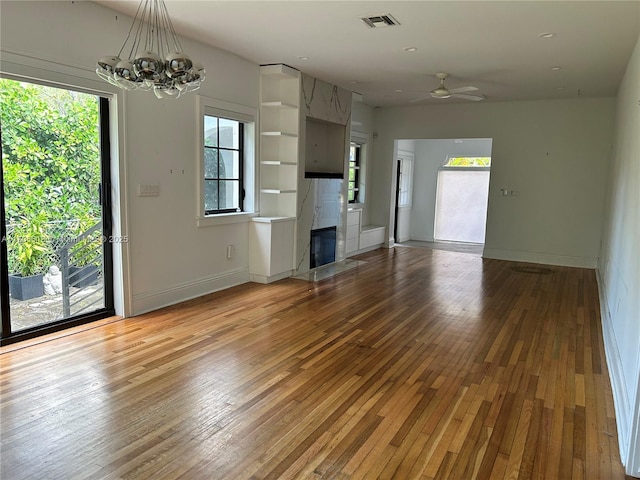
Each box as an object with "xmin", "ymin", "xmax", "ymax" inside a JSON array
[{"xmin": 430, "ymin": 249, "xmax": 486, "ymax": 320}]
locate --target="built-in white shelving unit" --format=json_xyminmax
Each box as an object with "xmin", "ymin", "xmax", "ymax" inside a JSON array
[
  {"xmin": 249, "ymin": 64, "xmax": 301, "ymax": 283},
  {"xmin": 258, "ymin": 64, "xmax": 301, "ymax": 219}
]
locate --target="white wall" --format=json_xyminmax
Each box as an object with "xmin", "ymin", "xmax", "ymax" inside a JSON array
[
  {"xmin": 598, "ymin": 33, "xmax": 640, "ymax": 476},
  {"xmin": 373, "ymin": 97, "xmax": 615, "ymax": 268},
  {"xmin": 412, "ymin": 138, "xmax": 492, "ymax": 242},
  {"xmin": 0, "ymin": 1, "xmax": 259, "ymax": 316}
]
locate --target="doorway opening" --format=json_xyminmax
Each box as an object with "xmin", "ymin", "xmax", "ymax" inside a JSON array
[
  {"xmin": 0, "ymin": 78, "xmax": 115, "ymax": 344},
  {"xmin": 391, "ymin": 138, "xmax": 492, "ymax": 250}
]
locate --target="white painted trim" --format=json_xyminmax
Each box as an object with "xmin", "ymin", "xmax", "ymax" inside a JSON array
[
  {"xmin": 0, "ymin": 50, "xmax": 117, "ymax": 95},
  {"xmin": 628, "ymin": 372, "xmax": 640, "ymax": 476},
  {"xmin": 0, "ymin": 58, "xmax": 131, "ymax": 318},
  {"xmin": 249, "ymin": 270, "xmax": 292, "ymax": 284},
  {"xmin": 131, "ymin": 267, "xmax": 249, "ymax": 316},
  {"xmin": 350, "ymin": 131, "xmax": 369, "ymax": 144},
  {"xmin": 195, "ymin": 95, "xmax": 258, "ymax": 223},
  {"xmin": 597, "ymin": 270, "xmax": 640, "ymax": 477},
  {"xmin": 483, "ymin": 248, "xmax": 598, "ymax": 268},
  {"xmin": 348, "ymin": 244, "xmax": 385, "ymax": 256},
  {"xmin": 196, "ymin": 212, "xmax": 257, "ymax": 228},
  {"xmin": 597, "ymin": 269, "xmax": 632, "ymax": 469}
]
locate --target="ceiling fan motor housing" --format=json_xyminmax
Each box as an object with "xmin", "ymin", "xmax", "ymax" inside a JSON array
[{"xmin": 431, "ymin": 88, "xmax": 451, "ymax": 98}]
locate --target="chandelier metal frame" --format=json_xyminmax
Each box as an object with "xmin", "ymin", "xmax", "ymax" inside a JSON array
[{"xmin": 96, "ymin": 0, "xmax": 205, "ymax": 98}]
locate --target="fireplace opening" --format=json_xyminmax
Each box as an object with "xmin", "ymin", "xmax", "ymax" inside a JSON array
[{"xmin": 310, "ymin": 226, "xmax": 336, "ymax": 269}]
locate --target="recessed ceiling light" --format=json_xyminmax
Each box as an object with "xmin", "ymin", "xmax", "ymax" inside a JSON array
[
  {"xmin": 557, "ymin": 86, "xmax": 566, "ymax": 90},
  {"xmin": 538, "ymin": 32, "xmax": 555, "ymax": 38},
  {"xmin": 394, "ymin": 89, "xmax": 403, "ymax": 93},
  {"xmin": 297, "ymin": 56, "xmax": 309, "ymax": 61},
  {"xmin": 351, "ymin": 81, "xmax": 359, "ymax": 84},
  {"xmin": 550, "ymin": 66, "xmax": 562, "ymax": 71},
  {"xmin": 403, "ymin": 47, "xmax": 417, "ymax": 52}
]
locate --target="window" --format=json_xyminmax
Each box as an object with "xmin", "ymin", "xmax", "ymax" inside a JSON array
[
  {"xmin": 434, "ymin": 154, "xmax": 491, "ymax": 244},
  {"xmin": 444, "ymin": 156, "xmax": 491, "ymax": 167},
  {"xmin": 348, "ymin": 142, "xmax": 361, "ymax": 203},
  {"xmin": 203, "ymin": 115, "xmax": 244, "ymax": 214},
  {"xmin": 197, "ymin": 96, "xmax": 256, "ymax": 225},
  {"xmin": 398, "ymin": 155, "xmax": 413, "ymax": 207}
]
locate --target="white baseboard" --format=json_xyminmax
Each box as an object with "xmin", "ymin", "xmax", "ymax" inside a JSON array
[
  {"xmin": 483, "ymin": 248, "xmax": 598, "ymax": 268},
  {"xmin": 596, "ymin": 269, "xmax": 634, "ymax": 473},
  {"xmin": 249, "ymin": 270, "xmax": 292, "ymax": 284},
  {"xmin": 131, "ymin": 267, "xmax": 249, "ymax": 316},
  {"xmin": 346, "ymin": 244, "xmax": 385, "ymax": 257}
]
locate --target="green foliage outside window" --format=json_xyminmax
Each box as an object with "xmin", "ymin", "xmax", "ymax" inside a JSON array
[
  {"xmin": 1, "ymin": 79, "xmax": 101, "ymax": 275},
  {"xmin": 445, "ymin": 157, "xmax": 491, "ymax": 167}
]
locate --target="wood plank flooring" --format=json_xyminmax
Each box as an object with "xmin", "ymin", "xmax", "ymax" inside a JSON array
[{"xmin": 0, "ymin": 247, "xmax": 631, "ymax": 479}]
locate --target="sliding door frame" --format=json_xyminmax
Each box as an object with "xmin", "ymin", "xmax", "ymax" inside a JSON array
[{"xmin": 0, "ymin": 82, "xmax": 115, "ymax": 346}]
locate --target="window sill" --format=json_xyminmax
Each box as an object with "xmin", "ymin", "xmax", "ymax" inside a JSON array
[{"xmin": 196, "ymin": 212, "xmax": 258, "ymax": 228}]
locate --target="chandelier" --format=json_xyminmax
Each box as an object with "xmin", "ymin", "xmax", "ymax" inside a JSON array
[{"xmin": 96, "ymin": 0, "xmax": 205, "ymax": 98}]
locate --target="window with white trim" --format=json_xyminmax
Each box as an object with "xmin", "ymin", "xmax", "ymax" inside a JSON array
[
  {"xmin": 348, "ymin": 142, "xmax": 361, "ymax": 203},
  {"xmin": 203, "ymin": 115, "xmax": 244, "ymax": 214},
  {"xmin": 444, "ymin": 156, "xmax": 491, "ymax": 167},
  {"xmin": 198, "ymin": 97, "xmax": 256, "ymax": 224},
  {"xmin": 398, "ymin": 155, "xmax": 413, "ymax": 207},
  {"xmin": 348, "ymin": 132, "xmax": 368, "ymax": 205}
]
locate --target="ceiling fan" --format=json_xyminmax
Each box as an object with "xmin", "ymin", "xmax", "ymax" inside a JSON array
[{"xmin": 412, "ymin": 73, "xmax": 485, "ymax": 102}]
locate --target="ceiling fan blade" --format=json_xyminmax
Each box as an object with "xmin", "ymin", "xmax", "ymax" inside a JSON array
[
  {"xmin": 452, "ymin": 93, "xmax": 485, "ymax": 101},
  {"xmin": 448, "ymin": 85, "xmax": 479, "ymax": 94},
  {"xmin": 410, "ymin": 95, "xmax": 432, "ymax": 103}
]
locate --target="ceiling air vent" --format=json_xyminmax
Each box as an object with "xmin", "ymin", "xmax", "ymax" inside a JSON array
[{"xmin": 361, "ymin": 14, "xmax": 400, "ymax": 28}]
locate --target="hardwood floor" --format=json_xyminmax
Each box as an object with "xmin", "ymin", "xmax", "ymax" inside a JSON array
[{"xmin": 0, "ymin": 247, "xmax": 631, "ymax": 479}]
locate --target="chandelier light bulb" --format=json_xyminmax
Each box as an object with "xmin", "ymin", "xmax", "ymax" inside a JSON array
[
  {"xmin": 96, "ymin": 56, "xmax": 121, "ymax": 85},
  {"xmin": 166, "ymin": 52, "xmax": 193, "ymax": 78},
  {"xmin": 133, "ymin": 51, "xmax": 164, "ymax": 80}
]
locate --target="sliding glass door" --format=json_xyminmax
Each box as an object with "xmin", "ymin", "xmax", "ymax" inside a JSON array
[{"xmin": 0, "ymin": 78, "xmax": 114, "ymax": 344}]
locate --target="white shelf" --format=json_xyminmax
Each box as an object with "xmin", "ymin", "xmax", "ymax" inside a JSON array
[
  {"xmin": 261, "ymin": 101, "xmax": 298, "ymax": 109},
  {"xmin": 261, "ymin": 188, "xmax": 297, "ymax": 194},
  {"xmin": 261, "ymin": 131, "xmax": 298, "ymax": 138},
  {"xmin": 258, "ymin": 64, "xmax": 300, "ymax": 220},
  {"xmin": 261, "ymin": 160, "xmax": 297, "ymax": 166},
  {"xmin": 251, "ymin": 216, "xmax": 296, "ymax": 224}
]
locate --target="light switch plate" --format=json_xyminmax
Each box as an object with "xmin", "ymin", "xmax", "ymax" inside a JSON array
[{"xmin": 138, "ymin": 184, "xmax": 160, "ymax": 197}]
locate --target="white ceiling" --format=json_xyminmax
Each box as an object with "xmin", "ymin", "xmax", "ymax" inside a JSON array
[{"xmin": 96, "ymin": 1, "xmax": 640, "ymax": 107}]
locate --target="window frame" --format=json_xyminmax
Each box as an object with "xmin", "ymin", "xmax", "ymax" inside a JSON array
[
  {"xmin": 203, "ymin": 116, "xmax": 244, "ymax": 215},
  {"xmin": 348, "ymin": 142, "xmax": 361, "ymax": 204},
  {"xmin": 196, "ymin": 96, "xmax": 257, "ymax": 227},
  {"xmin": 348, "ymin": 131, "xmax": 368, "ymax": 207},
  {"xmin": 397, "ymin": 152, "xmax": 414, "ymax": 208},
  {"xmin": 443, "ymin": 156, "xmax": 492, "ymax": 167}
]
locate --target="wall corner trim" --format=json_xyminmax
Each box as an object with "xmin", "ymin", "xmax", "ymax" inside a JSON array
[{"xmin": 596, "ymin": 268, "xmax": 632, "ymax": 470}]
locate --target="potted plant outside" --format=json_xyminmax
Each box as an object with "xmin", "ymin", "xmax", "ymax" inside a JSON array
[
  {"xmin": 8, "ymin": 221, "xmax": 50, "ymax": 301},
  {"xmin": 67, "ymin": 220, "xmax": 102, "ymax": 289}
]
